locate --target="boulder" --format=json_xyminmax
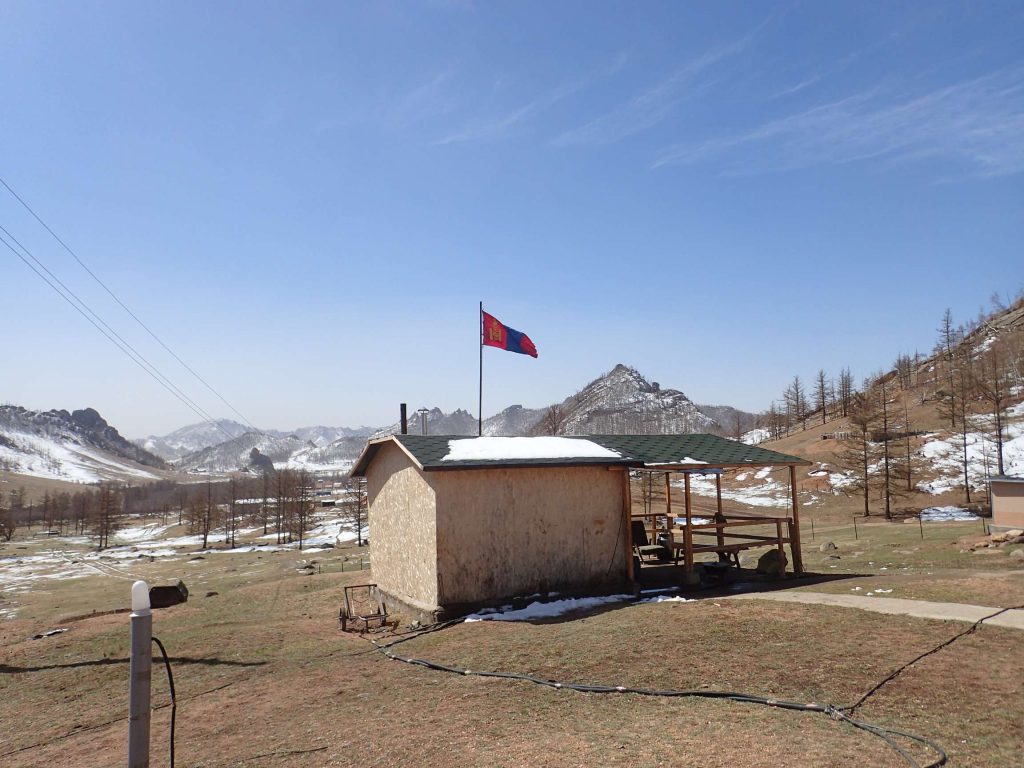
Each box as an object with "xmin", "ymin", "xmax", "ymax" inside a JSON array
[
  {"xmin": 819, "ymin": 541, "xmax": 838, "ymax": 553},
  {"xmin": 1004, "ymin": 529, "xmax": 1024, "ymax": 538},
  {"xmin": 1009, "ymin": 549, "xmax": 1024, "ymax": 560},
  {"xmin": 681, "ymin": 567, "xmax": 702, "ymax": 587},
  {"xmin": 756, "ymin": 548, "xmax": 787, "ymax": 576}
]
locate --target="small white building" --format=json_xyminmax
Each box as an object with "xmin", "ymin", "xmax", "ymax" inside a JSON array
[
  {"xmin": 989, "ymin": 475, "xmax": 1024, "ymax": 531},
  {"xmin": 351, "ymin": 433, "xmax": 809, "ymax": 619}
]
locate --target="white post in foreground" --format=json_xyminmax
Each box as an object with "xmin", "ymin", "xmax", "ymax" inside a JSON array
[{"xmin": 128, "ymin": 580, "xmax": 152, "ymax": 768}]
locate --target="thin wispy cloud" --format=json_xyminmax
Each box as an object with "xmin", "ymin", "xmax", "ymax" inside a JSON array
[
  {"xmin": 551, "ymin": 40, "xmax": 747, "ymax": 148},
  {"xmin": 767, "ymin": 74, "xmax": 823, "ymax": 100},
  {"xmin": 764, "ymin": 34, "xmax": 899, "ymax": 103},
  {"xmin": 435, "ymin": 101, "xmax": 544, "ymax": 144},
  {"xmin": 653, "ymin": 67, "xmax": 1024, "ymax": 177},
  {"xmin": 435, "ymin": 53, "xmax": 629, "ymax": 145},
  {"xmin": 383, "ymin": 71, "xmax": 459, "ymax": 131}
]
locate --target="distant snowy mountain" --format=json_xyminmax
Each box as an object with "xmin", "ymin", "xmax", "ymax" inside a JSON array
[
  {"xmin": 174, "ymin": 432, "xmax": 310, "ymax": 473},
  {"xmin": 0, "ymin": 406, "xmax": 166, "ymax": 483},
  {"xmin": 483, "ymin": 404, "xmax": 547, "ymax": 436},
  {"xmin": 551, "ymin": 364, "xmax": 717, "ymax": 435},
  {"xmin": 280, "ymin": 425, "xmax": 373, "ymax": 447},
  {"xmin": 373, "ymin": 365, "xmax": 717, "ymax": 440},
  {"xmin": 138, "ymin": 419, "xmax": 250, "ymax": 460},
  {"xmin": 372, "ymin": 408, "xmax": 478, "ymax": 438},
  {"xmin": 139, "ymin": 421, "xmax": 373, "ymax": 460},
  {"xmin": 149, "ymin": 363, "xmax": 735, "ymax": 475}
]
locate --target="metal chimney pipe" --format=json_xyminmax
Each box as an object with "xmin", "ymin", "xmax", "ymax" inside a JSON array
[{"xmin": 400, "ymin": 403, "xmax": 408, "ymax": 435}]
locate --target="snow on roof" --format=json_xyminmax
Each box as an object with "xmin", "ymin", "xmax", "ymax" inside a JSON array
[
  {"xmin": 644, "ymin": 458, "xmax": 708, "ymax": 466},
  {"xmin": 441, "ymin": 436, "xmax": 621, "ymax": 462}
]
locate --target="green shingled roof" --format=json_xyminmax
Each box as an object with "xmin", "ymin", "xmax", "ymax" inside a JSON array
[
  {"xmin": 351, "ymin": 433, "xmax": 809, "ymax": 476},
  {"xmin": 588, "ymin": 434, "xmax": 808, "ymax": 467}
]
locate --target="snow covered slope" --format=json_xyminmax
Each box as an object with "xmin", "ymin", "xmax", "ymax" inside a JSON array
[
  {"xmin": 916, "ymin": 404, "xmax": 1024, "ymax": 495},
  {"xmin": 0, "ymin": 406, "xmax": 165, "ymax": 483},
  {"xmin": 283, "ymin": 435, "xmax": 369, "ymax": 472}
]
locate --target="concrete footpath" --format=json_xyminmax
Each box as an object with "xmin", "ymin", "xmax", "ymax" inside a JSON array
[{"xmin": 728, "ymin": 591, "xmax": 1024, "ymax": 631}]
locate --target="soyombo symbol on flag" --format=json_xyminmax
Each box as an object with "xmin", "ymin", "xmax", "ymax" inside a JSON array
[{"xmin": 481, "ymin": 310, "xmax": 538, "ymax": 358}]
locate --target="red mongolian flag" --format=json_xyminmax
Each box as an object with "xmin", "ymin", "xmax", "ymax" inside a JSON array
[{"xmin": 481, "ymin": 310, "xmax": 538, "ymax": 358}]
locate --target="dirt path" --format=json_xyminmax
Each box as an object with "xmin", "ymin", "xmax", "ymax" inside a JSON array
[{"xmin": 728, "ymin": 590, "xmax": 1024, "ymax": 630}]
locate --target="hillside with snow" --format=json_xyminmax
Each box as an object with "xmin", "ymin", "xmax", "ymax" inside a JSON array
[
  {"xmin": 281, "ymin": 435, "xmax": 370, "ymax": 473},
  {"xmin": 174, "ymin": 432, "xmax": 311, "ymax": 474},
  {"xmin": 483, "ymin": 404, "xmax": 547, "ymax": 436},
  {"xmin": 137, "ymin": 418, "xmax": 251, "ymax": 460},
  {"xmin": 0, "ymin": 406, "xmax": 165, "ymax": 484}
]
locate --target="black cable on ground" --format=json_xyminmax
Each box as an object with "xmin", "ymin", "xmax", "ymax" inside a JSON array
[
  {"xmin": 367, "ymin": 616, "xmax": 952, "ymax": 768},
  {"xmin": 843, "ymin": 603, "xmax": 1024, "ymax": 715},
  {"xmin": 152, "ymin": 636, "xmax": 177, "ymax": 768}
]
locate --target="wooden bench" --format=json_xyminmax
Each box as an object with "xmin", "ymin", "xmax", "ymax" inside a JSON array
[{"xmin": 668, "ymin": 515, "xmax": 794, "ymax": 577}]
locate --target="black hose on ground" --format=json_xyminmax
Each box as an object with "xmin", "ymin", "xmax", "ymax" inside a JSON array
[
  {"xmin": 367, "ymin": 611, "xmax": 959, "ymax": 768},
  {"xmin": 152, "ymin": 636, "xmax": 177, "ymax": 768}
]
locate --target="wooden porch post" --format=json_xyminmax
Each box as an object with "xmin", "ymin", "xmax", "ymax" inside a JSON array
[
  {"xmin": 714, "ymin": 473, "xmax": 726, "ymax": 559},
  {"xmin": 664, "ymin": 471, "xmax": 675, "ymax": 565},
  {"xmin": 789, "ymin": 464, "xmax": 805, "ymax": 575},
  {"xmin": 624, "ymin": 470, "xmax": 634, "ymax": 583},
  {"xmin": 683, "ymin": 472, "xmax": 693, "ymax": 576},
  {"xmin": 664, "ymin": 471, "xmax": 672, "ymax": 522}
]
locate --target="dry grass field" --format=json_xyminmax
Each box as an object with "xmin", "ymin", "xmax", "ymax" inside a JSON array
[{"xmin": 2, "ymin": 514, "xmax": 1022, "ymax": 768}]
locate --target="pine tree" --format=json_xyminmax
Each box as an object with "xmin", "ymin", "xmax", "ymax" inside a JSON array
[
  {"xmin": 936, "ymin": 309, "xmax": 960, "ymax": 429},
  {"xmin": 837, "ymin": 368, "xmax": 854, "ymax": 417},
  {"xmin": 814, "ymin": 369, "xmax": 829, "ymax": 424},
  {"xmin": 974, "ymin": 344, "xmax": 1011, "ymax": 476},
  {"xmin": 840, "ymin": 389, "xmax": 881, "ymax": 517}
]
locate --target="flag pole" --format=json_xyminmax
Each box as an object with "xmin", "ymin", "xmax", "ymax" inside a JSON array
[{"xmin": 478, "ymin": 301, "xmax": 483, "ymax": 436}]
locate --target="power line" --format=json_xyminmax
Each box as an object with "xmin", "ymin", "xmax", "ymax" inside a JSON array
[
  {"xmin": 0, "ymin": 175, "xmax": 263, "ymax": 435},
  {"xmin": 0, "ymin": 228, "xmax": 239, "ymax": 445}
]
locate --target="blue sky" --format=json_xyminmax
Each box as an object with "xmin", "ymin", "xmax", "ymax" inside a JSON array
[{"xmin": 1, "ymin": 1, "xmax": 1022, "ymax": 437}]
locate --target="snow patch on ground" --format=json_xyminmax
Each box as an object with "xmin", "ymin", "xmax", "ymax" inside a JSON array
[
  {"xmin": 464, "ymin": 591, "xmax": 692, "ymax": 622},
  {"xmin": 916, "ymin": 416, "xmax": 1024, "ymax": 493},
  {"xmin": 442, "ymin": 436, "xmax": 621, "ymax": 462},
  {"xmin": 682, "ymin": 474, "xmax": 790, "ymax": 508},
  {"xmin": 742, "ymin": 428, "xmax": 771, "ymax": 446},
  {"xmin": 920, "ymin": 506, "xmax": 979, "ymax": 522},
  {"xmin": 115, "ymin": 524, "xmax": 174, "ymax": 543}
]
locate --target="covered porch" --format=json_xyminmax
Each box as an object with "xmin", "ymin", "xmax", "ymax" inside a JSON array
[{"xmin": 622, "ymin": 466, "xmax": 806, "ymax": 585}]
